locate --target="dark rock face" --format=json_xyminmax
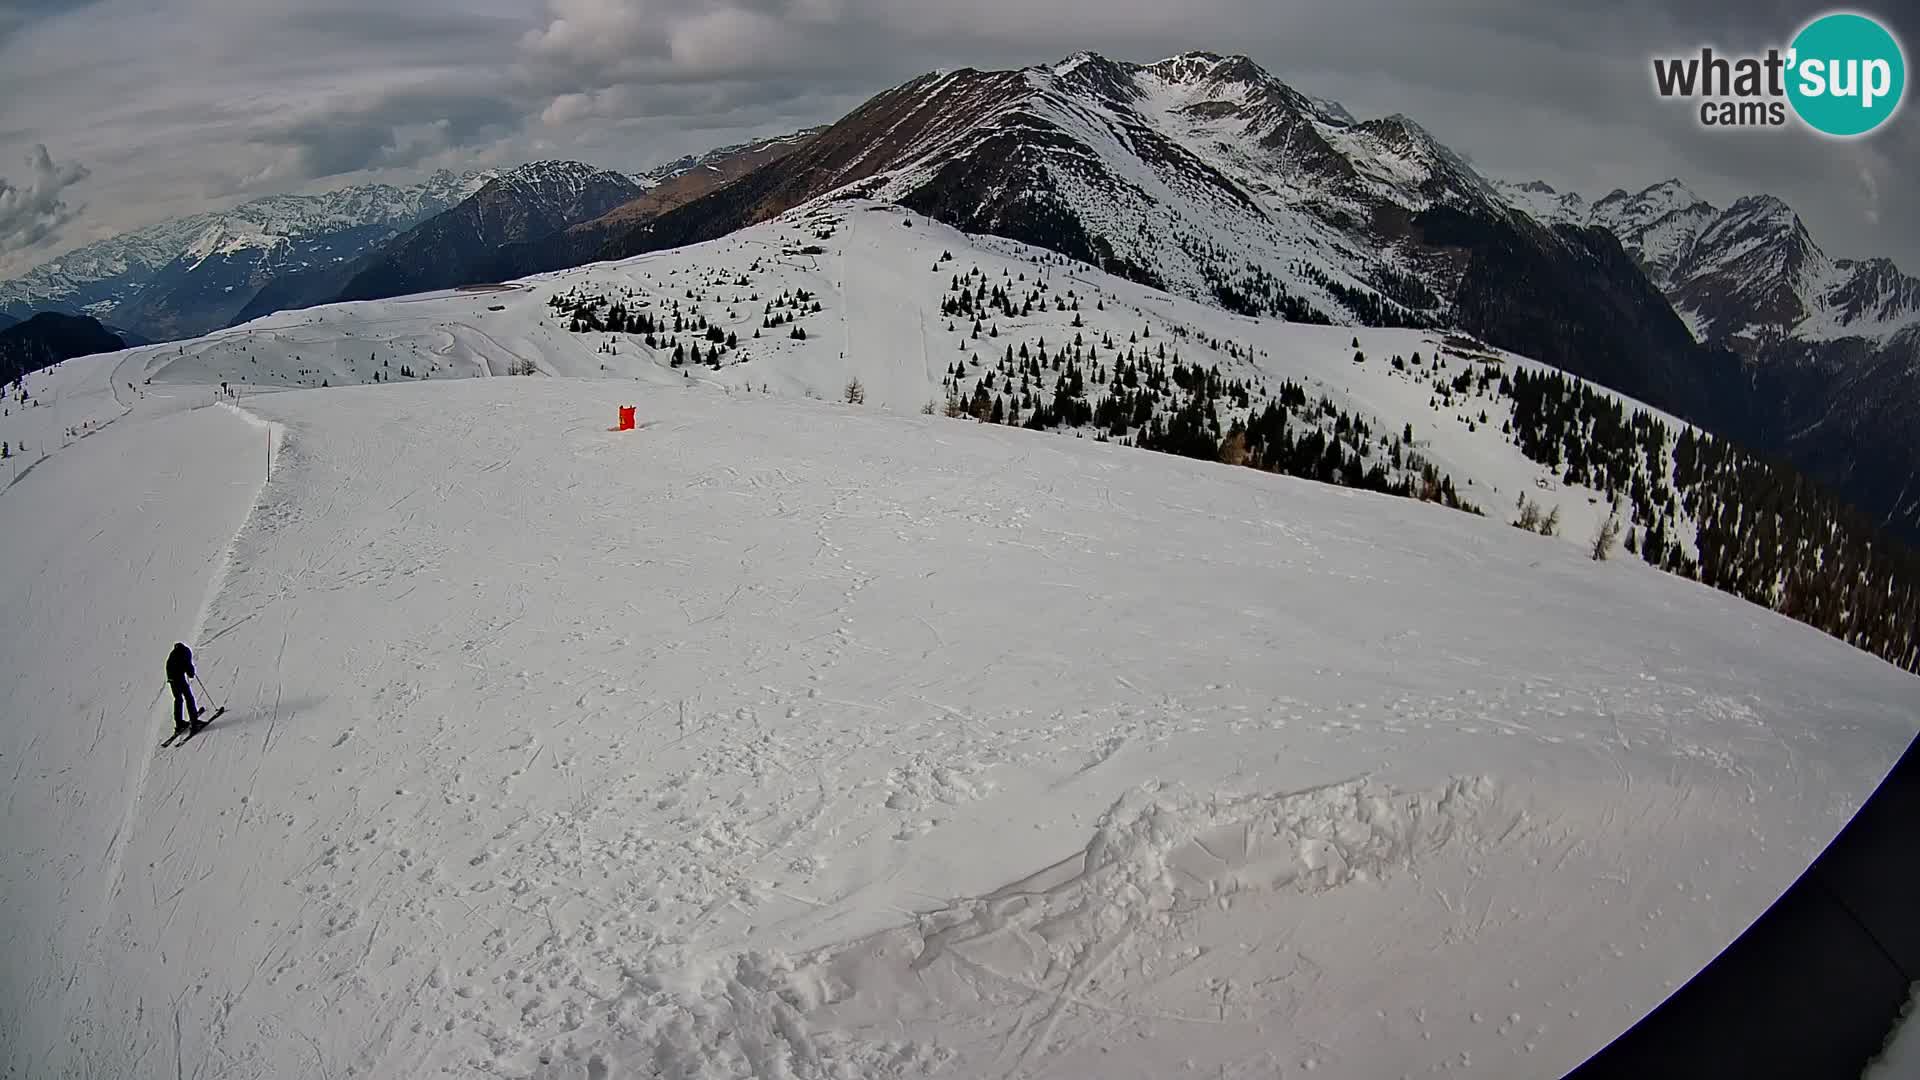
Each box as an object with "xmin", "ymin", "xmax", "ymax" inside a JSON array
[
  {"xmin": 336, "ymin": 164, "xmax": 646, "ymax": 303},
  {"xmin": 486, "ymin": 132, "xmax": 820, "ymax": 283},
  {"xmin": 0, "ymin": 313, "xmax": 126, "ymax": 384}
]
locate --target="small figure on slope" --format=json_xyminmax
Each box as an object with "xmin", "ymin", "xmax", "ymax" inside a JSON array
[{"xmin": 166, "ymin": 642, "xmax": 202, "ymax": 737}]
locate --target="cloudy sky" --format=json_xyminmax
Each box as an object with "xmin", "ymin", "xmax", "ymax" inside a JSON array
[{"xmin": 1, "ymin": 0, "xmax": 1914, "ymax": 277}]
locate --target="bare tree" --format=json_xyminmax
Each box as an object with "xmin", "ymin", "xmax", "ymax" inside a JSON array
[
  {"xmin": 1219, "ymin": 430, "xmax": 1250, "ymax": 467},
  {"xmin": 1514, "ymin": 494, "xmax": 1543, "ymax": 533},
  {"xmin": 1541, "ymin": 504, "xmax": 1562, "ymax": 538},
  {"xmin": 1591, "ymin": 496, "xmax": 1624, "ymax": 561}
]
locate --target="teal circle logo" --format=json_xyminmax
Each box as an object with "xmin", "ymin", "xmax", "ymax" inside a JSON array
[{"xmin": 1787, "ymin": 12, "xmax": 1906, "ymax": 136}]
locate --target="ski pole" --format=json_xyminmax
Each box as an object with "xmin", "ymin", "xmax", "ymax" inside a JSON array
[{"xmin": 194, "ymin": 674, "xmax": 219, "ymax": 711}]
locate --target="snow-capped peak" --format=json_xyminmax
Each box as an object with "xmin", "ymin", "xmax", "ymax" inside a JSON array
[
  {"xmin": 1052, "ymin": 50, "xmax": 1104, "ymax": 76},
  {"xmin": 1307, "ymin": 94, "xmax": 1358, "ymax": 126},
  {"xmin": 1338, "ymin": 113, "xmax": 1501, "ymax": 207},
  {"xmin": 1495, "ymin": 174, "xmax": 1918, "ymax": 347},
  {"xmin": 181, "ymin": 222, "xmax": 287, "ymax": 269},
  {"xmin": 1644, "ymin": 177, "xmax": 1703, "ymax": 204},
  {"xmin": 1491, "ymin": 179, "xmax": 1591, "ymax": 226},
  {"xmin": 1685, "ymin": 194, "xmax": 1823, "ymax": 279},
  {"xmin": 1591, "ymin": 179, "xmax": 1712, "ymax": 234},
  {"xmin": 494, "ymin": 160, "xmax": 619, "ymax": 191},
  {"xmin": 1146, "ymin": 50, "xmax": 1263, "ymax": 85},
  {"xmin": 637, "ymin": 128, "xmax": 828, "ymax": 188},
  {"xmin": 1715, "ymin": 193, "xmax": 1796, "ymax": 229},
  {"xmin": 472, "ymin": 162, "xmax": 645, "ymax": 223}
]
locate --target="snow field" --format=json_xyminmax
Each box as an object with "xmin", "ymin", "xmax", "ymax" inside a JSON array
[{"xmin": 3, "ymin": 364, "xmax": 1914, "ymax": 1078}]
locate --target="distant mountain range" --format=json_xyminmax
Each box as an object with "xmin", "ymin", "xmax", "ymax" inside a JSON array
[
  {"xmin": 0, "ymin": 133, "xmax": 822, "ymax": 344},
  {"xmin": 228, "ymin": 131, "xmax": 818, "ymax": 326},
  {"xmin": 0, "ymin": 171, "xmax": 493, "ymax": 338},
  {"xmin": 1496, "ymin": 177, "xmax": 1920, "ymax": 538},
  {"xmin": 1495, "ymin": 178, "xmax": 1920, "ymax": 353},
  {"xmin": 0, "ymin": 312, "xmax": 125, "ymax": 385},
  {"xmin": 235, "ymin": 160, "xmax": 648, "ymax": 318}
]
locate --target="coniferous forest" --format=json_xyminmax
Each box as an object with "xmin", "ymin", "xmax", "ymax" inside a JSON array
[{"xmin": 1500, "ymin": 367, "xmax": 1920, "ymax": 672}]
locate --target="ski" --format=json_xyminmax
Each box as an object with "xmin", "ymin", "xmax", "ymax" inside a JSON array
[
  {"xmin": 180, "ymin": 708, "xmax": 225, "ymax": 744},
  {"xmin": 161, "ymin": 707, "xmax": 225, "ymax": 749}
]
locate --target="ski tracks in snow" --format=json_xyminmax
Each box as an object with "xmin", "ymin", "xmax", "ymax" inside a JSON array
[
  {"xmin": 0, "ymin": 391, "xmax": 271, "ymax": 1078},
  {"xmin": 8, "ymin": 375, "xmax": 1914, "ymax": 1079},
  {"xmin": 100, "ymin": 403, "xmax": 282, "ymax": 935}
]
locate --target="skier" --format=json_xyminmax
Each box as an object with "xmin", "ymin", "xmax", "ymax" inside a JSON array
[{"xmin": 166, "ymin": 642, "xmax": 202, "ymax": 736}]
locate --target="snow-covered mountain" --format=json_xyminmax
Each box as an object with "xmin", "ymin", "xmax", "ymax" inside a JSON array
[
  {"xmin": 638, "ymin": 127, "xmax": 826, "ymax": 188},
  {"xmin": 458, "ymin": 159, "xmax": 640, "ymax": 219},
  {"xmin": 0, "ymin": 170, "xmax": 493, "ymax": 338},
  {"xmin": 329, "ymin": 162, "xmax": 645, "ymax": 305},
  {"xmin": 2, "ymin": 135, "xmax": 825, "ymax": 345},
  {"xmin": 598, "ymin": 51, "xmax": 1736, "ymax": 460},
  {"xmin": 484, "ymin": 128, "xmax": 827, "ymax": 282},
  {"xmin": 3, "ymin": 200, "xmax": 1916, "ymax": 1078},
  {"xmin": 1495, "ymin": 177, "xmax": 1920, "ymax": 536},
  {"xmin": 618, "ymin": 52, "xmax": 1502, "ymax": 324},
  {"xmin": 1589, "ymin": 181, "xmax": 1722, "ymax": 293},
  {"xmin": 254, "ymin": 137, "xmax": 824, "ymax": 321},
  {"xmin": 1494, "ymin": 177, "xmax": 1920, "ymax": 351}
]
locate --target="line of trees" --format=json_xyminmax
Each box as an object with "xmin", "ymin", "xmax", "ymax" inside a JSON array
[{"xmin": 1501, "ymin": 366, "xmax": 1919, "ymax": 673}]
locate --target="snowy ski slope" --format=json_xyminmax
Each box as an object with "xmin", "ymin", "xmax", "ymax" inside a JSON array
[{"xmin": 1, "ymin": 327, "xmax": 1914, "ymax": 1077}]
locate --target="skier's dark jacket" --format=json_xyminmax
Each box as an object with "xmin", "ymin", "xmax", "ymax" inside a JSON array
[{"xmin": 166, "ymin": 643, "xmax": 195, "ymax": 688}]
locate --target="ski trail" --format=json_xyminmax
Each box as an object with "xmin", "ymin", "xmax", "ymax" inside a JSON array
[
  {"xmin": 836, "ymin": 209, "xmax": 952, "ymax": 411},
  {"xmin": 97, "ymin": 405, "xmax": 282, "ymax": 923},
  {"xmin": 0, "ymin": 383, "xmax": 272, "ymax": 1076}
]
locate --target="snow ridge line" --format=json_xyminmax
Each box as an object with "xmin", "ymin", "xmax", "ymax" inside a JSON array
[{"xmin": 94, "ymin": 401, "xmax": 284, "ymax": 935}]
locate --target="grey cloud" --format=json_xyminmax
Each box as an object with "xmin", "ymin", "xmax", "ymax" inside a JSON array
[
  {"xmin": 0, "ymin": 144, "xmax": 89, "ymax": 255},
  {"xmin": 246, "ymin": 83, "xmax": 523, "ymax": 184},
  {"xmin": 0, "ymin": 0, "xmax": 106, "ymax": 47},
  {"xmin": 275, "ymin": 5, "xmax": 533, "ymax": 46}
]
